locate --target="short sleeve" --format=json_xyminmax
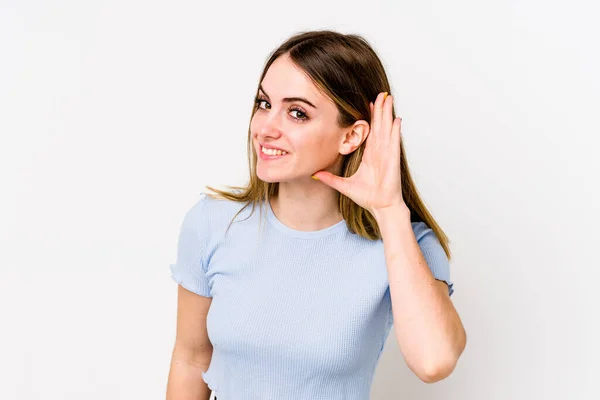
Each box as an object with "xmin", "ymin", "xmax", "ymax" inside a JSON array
[
  {"xmin": 413, "ymin": 221, "xmax": 454, "ymax": 296},
  {"xmin": 169, "ymin": 194, "xmax": 212, "ymax": 298}
]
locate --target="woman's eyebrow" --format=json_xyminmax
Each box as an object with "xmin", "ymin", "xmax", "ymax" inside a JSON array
[{"xmin": 258, "ymin": 85, "xmax": 317, "ymax": 109}]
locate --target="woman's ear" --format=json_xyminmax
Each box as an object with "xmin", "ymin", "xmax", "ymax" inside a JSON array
[{"xmin": 339, "ymin": 120, "xmax": 370, "ymax": 155}]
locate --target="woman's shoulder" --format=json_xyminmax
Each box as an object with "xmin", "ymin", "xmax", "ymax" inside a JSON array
[
  {"xmin": 201, "ymin": 191, "xmax": 257, "ymax": 213},
  {"xmin": 186, "ymin": 191, "xmax": 259, "ymax": 227}
]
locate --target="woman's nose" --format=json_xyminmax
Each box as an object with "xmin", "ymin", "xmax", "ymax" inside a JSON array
[{"xmin": 257, "ymin": 113, "xmax": 283, "ymax": 139}]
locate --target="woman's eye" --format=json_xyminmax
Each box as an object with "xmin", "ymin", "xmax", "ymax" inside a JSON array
[
  {"xmin": 290, "ymin": 109, "xmax": 306, "ymax": 120},
  {"xmin": 257, "ymin": 99, "xmax": 270, "ymax": 109}
]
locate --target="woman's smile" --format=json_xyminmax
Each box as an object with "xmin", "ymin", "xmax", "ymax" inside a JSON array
[{"xmin": 259, "ymin": 144, "xmax": 290, "ymax": 160}]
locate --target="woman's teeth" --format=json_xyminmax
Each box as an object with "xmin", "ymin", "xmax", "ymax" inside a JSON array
[{"xmin": 261, "ymin": 146, "xmax": 287, "ymax": 156}]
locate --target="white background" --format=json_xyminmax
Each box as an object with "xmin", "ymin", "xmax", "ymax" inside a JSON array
[{"xmin": 1, "ymin": 0, "xmax": 599, "ymax": 399}]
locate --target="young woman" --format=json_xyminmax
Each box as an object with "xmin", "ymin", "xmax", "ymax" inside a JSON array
[{"xmin": 166, "ymin": 30, "xmax": 466, "ymax": 400}]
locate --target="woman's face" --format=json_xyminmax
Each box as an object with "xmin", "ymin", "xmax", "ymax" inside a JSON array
[{"xmin": 251, "ymin": 54, "xmax": 363, "ymax": 183}]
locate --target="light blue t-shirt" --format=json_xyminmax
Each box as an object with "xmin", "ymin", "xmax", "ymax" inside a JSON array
[{"xmin": 170, "ymin": 193, "xmax": 453, "ymax": 400}]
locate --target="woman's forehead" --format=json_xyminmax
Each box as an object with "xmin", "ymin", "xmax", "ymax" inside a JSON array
[{"xmin": 261, "ymin": 57, "xmax": 324, "ymax": 102}]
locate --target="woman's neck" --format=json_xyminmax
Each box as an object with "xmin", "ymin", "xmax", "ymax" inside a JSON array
[{"xmin": 269, "ymin": 180, "xmax": 343, "ymax": 232}]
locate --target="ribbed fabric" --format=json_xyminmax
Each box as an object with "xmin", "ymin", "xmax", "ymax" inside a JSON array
[{"xmin": 170, "ymin": 193, "xmax": 454, "ymax": 400}]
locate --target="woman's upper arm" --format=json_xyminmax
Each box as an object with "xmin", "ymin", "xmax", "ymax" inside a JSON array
[{"xmin": 172, "ymin": 284, "xmax": 213, "ymax": 363}]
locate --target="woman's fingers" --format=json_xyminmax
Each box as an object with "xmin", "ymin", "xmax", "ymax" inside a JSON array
[
  {"xmin": 383, "ymin": 93, "xmax": 394, "ymax": 140},
  {"xmin": 371, "ymin": 92, "xmax": 386, "ymax": 135}
]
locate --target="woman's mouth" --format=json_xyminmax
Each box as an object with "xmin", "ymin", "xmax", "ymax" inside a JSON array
[{"xmin": 259, "ymin": 145, "xmax": 289, "ymax": 160}]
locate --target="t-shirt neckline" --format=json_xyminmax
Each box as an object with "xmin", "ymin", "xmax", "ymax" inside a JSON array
[{"xmin": 265, "ymin": 198, "xmax": 347, "ymax": 239}]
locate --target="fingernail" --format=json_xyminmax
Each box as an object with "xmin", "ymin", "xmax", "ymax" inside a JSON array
[{"xmin": 311, "ymin": 175, "xmax": 319, "ymax": 180}]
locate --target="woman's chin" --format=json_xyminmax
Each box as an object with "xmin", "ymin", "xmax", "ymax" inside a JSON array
[
  {"xmin": 257, "ymin": 167, "xmax": 308, "ymax": 183},
  {"xmin": 257, "ymin": 171, "xmax": 282, "ymax": 183}
]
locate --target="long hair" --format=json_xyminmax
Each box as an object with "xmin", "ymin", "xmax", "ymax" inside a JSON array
[{"xmin": 205, "ymin": 30, "xmax": 452, "ymax": 261}]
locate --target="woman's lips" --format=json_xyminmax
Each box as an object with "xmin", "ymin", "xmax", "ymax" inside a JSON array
[
  {"xmin": 258, "ymin": 144, "xmax": 289, "ymax": 160},
  {"xmin": 259, "ymin": 142, "xmax": 288, "ymax": 152}
]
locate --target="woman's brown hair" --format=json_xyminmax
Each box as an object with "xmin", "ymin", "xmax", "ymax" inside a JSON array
[{"xmin": 205, "ymin": 29, "xmax": 452, "ymax": 261}]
